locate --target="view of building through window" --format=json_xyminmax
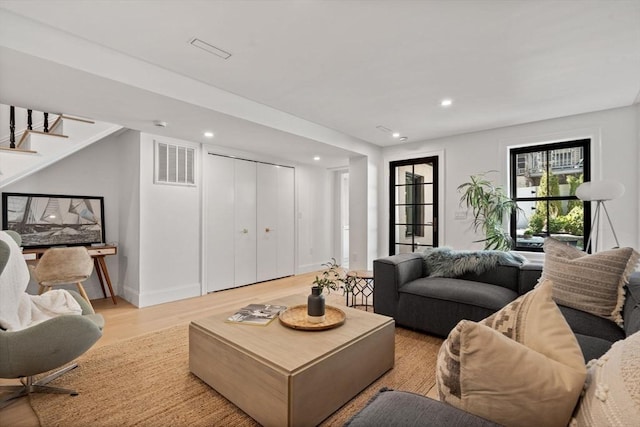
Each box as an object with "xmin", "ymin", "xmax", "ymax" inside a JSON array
[{"xmin": 510, "ymin": 139, "xmax": 590, "ymax": 251}]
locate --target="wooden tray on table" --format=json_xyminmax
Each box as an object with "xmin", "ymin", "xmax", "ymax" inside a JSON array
[{"xmin": 278, "ymin": 304, "xmax": 346, "ymax": 331}]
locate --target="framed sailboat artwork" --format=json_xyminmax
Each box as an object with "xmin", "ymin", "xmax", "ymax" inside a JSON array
[{"xmin": 1, "ymin": 192, "xmax": 106, "ymax": 248}]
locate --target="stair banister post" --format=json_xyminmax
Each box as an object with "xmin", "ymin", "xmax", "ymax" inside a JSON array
[
  {"xmin": 43, "ymin": 112, "xmax": 49, "ymax": 133},
  {"xmin": 27, "ymin": 109, "xmax": 33, "ymax": 130},
  {"xmin": 9, "ymin": 106, "xmax": 16, "ymax": 149}
]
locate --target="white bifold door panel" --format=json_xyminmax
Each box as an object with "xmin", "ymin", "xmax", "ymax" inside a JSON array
[
  {"xmin": 205, "ymin": 155, "xmax": 235, "ymax": 292},
  {"xmin": 256, "ymin": 164, "xmax": 295, "ymax": 282},
  {"xmin": 206, "ymin": 154, "xmax": 294, "ymax": 292},
  {"xmin": 234, "ymin": 159, "xmax": 258, "ymax": 287},
  {"xmin": 256, "ymin": 163, "xmax": 279, "ymax": 282}
]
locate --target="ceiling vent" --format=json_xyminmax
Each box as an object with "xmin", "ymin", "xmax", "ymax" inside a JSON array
[
  {"xmin": 155, "ymin": 140, "xmax": 196, "ymax": 186},
  {"xmin": 189, "ymin": 37, "xmax": 232, "ymax": 60}
]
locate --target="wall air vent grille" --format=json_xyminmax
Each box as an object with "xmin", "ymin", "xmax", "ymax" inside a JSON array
[{"xmin": 155, "ymin": 141, "xmax": 196, "ymax": 186}]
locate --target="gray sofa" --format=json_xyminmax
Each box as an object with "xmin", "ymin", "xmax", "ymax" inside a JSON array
[
  {"xmin": 373, "ymin": 252, "xmax": 640, "ymax": 361},
  {"xmin": 373, "ymin": 253, "xmax": 540, "ymax": 334},
  {"xmin": 349, "ymin": 252, "xmax": 640, "ymax": 426}
]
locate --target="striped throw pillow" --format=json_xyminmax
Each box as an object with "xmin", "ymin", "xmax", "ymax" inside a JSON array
[{"xmin": 542, "ymin": 238, "xmax": 639, "ymax": 327}]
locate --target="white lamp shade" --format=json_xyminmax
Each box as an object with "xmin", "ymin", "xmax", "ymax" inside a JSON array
[{"xmin": 576, "ymin": 180, "xmax": 625, "ymax": 201}]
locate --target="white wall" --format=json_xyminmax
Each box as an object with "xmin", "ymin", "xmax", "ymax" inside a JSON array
[
  {"xmin": 367, "ymin": 154, "xmax": 379, "ymax": 268},
  {"xmin": 116, "ymin": 130, "xmax": 141, "ymax": 304},
  {"xmin": 349, "ymin": 156, "xmax": 368, "ymax": 270},
  {"xmin": 331, "ymin": 169, "xmax": 349, "ymax": 267},
  {"xmin": 380, "ymin": 105, "xmax": 640, "ymax": 255},
  {"xmin": 291, "ymin": 163, "xmax": 335, "ymax": 273},
  {"xmin": 2, "ymin": 132, "xmax": 122, "ymax": 299},
  {"xmin": 137, "ymin": 133, "xmax": 202, "ymax": 307},
  {"xmin": 348, "ymin": 154, "xmax": 381, "ymax": 270}
]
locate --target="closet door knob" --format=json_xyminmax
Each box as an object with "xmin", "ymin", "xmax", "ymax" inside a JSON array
[
  {"xmin": 242, "ymin": 228, "xmax": 249, "ymax": 234},
  {"xmin": 265, "ymin": 228, "xmax": 271, "ymax": 233}
]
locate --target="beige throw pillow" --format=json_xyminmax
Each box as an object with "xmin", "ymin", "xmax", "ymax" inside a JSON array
[
  {"xmin": 436, "ymin": 279, "xmax": 587, "ymax": 427},
  {"xmin": 572, "ymin": 331, "xmax": 640, "ymax": 426},
  {"xmin": 542, "ymin": 237, "xmax": 640, "ymax": 326}
]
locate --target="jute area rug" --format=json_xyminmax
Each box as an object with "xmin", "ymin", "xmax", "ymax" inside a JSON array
[{"xmin": 30, "ymin": 323, "xmax": 442, "ymax": 426}]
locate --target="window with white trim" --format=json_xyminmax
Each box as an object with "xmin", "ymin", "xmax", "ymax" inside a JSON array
[{"xmin": 510, "ymin": 139, "xmax": 590, "ymax": 251}]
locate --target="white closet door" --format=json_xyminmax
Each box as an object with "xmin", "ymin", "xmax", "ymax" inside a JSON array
[
  {"xmin": 206, "ymin": 155, "xmax": 235, "ymax": 292},
  {"xmin": 234, "ymin": 159, "xmax": 257, "ymax": 286},
  {"xmin": 256, "ymin": 163, "xmax": 279, "ymax": 282},
  {"xmin": 277, "ymin": 166, "xmax": 295, "ymax": 277}
]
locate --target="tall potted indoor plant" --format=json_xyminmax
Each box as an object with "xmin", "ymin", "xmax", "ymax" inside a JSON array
[
  {"xmin": 457, "ymin": 171, "xmax": 520, "ymax": 251},
  {"xmin": 308, "ymin": 258, "xmax": 345, "ymax": 323}
]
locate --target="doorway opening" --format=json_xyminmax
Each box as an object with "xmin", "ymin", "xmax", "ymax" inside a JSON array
[
  {"xmin": 389, "ymin": 157, "xmax": 438, "ymax": 254},
  {"xmin": 339, "ymin": 171, "xmax": 349, "ymax": 268}
]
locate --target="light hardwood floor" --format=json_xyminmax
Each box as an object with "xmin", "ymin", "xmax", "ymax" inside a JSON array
[{"xmin": 0, "ymin": 271, "xmax": 344, "ymax": 426}]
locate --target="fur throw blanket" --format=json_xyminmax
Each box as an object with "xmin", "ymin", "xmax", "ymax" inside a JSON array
[
  {"xmin": 0, "ymin": 231, "xmax": 82, "ymax": 331},
  {"xmin": 421, "ymin": 247, "xmax": 527, "ymax": 278}
]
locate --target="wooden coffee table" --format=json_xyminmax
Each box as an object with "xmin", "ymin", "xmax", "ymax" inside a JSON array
[{"xmin": 189, "ymin": 294, "xmax": 395, "ymax": 427}]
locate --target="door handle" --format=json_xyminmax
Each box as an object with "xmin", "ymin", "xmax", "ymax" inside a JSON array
[
  {"xmin": 265, "ymin": 227, "xmax": 272, "ymax": 233},
  {"xmin": 242, "ymin": 228, "xmax": 248, "ymax": 234}
]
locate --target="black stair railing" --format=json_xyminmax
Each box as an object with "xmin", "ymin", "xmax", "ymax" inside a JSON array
[
  {"xmin": 6, "ymin": 106, "xmax": 52, "ymax": 149},
  {"xmin": 9, "ymin": 106, "xmax": 15, "ymax": 149}
]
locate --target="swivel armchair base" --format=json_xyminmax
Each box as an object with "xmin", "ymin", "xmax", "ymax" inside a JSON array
[{"xmin": 0, "ymin": 363, "xmax": 79, "ymax": 409}]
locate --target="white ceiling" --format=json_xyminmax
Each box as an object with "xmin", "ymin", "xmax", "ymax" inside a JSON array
[{"xmin": 1, "ymin": 0, "xmax": 639, "ymax": 167}]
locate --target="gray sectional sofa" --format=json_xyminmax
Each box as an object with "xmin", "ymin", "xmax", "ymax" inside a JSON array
[
  {"xmin": 373, "ymin": 253, "xmax": 541, "ymax": 335},
  {"xmin": 349, "ymin": 252, "xmax": 640, "ymax": 426},
  {"xmin": 373, "ymin": 252, "xmax": 640, "ymax": 361}
]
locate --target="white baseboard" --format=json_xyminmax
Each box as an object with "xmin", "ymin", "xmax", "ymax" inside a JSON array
[
  {"xmin": 297, "ymin": 263, "xmax": 324, "ymax": 274},
  {"xmin": 122, "ymin": 282, "xmax": 202, "ymax": 308},
  {"xmin": 121, "ymin": 284, "xmax": 140, "ymax": 307}
]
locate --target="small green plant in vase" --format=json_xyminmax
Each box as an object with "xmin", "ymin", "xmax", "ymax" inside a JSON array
[
  {"xmin": 308, "ymin": 258, "xmax": 347, "ymax": 323},
  {"xmin": 312, "ymin": 258, "xmax": 346, "ymax": 293}
]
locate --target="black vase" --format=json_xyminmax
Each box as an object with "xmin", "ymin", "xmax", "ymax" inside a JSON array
[{"xmin": 307, "ymin": 286, "xmax": 326, "ymax": 323}]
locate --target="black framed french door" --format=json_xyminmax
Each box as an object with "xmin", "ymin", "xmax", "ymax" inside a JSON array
[{"xmin": 389, "ymin": 157, "xmax": 438, "ymax": 254}]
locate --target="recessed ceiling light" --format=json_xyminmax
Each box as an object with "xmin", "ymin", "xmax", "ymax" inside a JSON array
[
  {"xmin": 392, "ymin": 132, "xmax": 401, "ymax": 138},
  {"xmin": 204, "ymin": 131, "xmax": 214, "ymax": 138},
  {"xmin": 153, "ymin": 120, "xmax": 168, "ymax": 127},
  {"xmin": 399, "ymin": 137, "xmax": 408, "ymax": 142},
  {"xmin": 440, "ymin": 99, "xmax": 453, "ymax": 107},
  {"xmin": 313, "ymin": 156, "xmax": 320, "ymax": 161}
]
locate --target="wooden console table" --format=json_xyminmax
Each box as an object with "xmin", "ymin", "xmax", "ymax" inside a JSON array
[{"xmin": 23, "ymin": 245, "xmax": 118, "ymax": 304}]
